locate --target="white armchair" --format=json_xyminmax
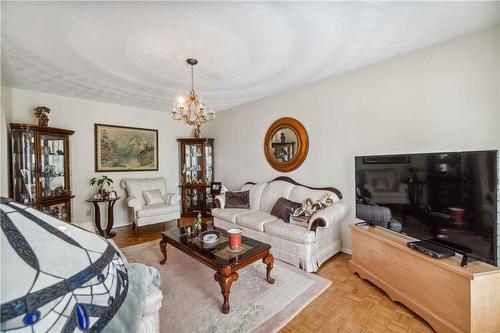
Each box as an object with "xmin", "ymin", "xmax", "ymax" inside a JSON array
[{"xmin": 120, "ymin": 178, "xmax": 181, "ymax": 235}]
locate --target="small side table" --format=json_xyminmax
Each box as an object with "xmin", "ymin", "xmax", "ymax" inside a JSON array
[{"xmin": 86, "ymin": 197, "xmax": 120, "ymax": 238}]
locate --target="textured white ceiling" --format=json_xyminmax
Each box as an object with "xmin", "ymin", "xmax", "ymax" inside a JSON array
[{"xmin": 2, "ymin": 2, "xmax": 499, "ymax": 112}]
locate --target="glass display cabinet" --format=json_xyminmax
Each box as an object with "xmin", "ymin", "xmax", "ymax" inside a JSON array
[
  {"xmin": 177, "ymin": 138, "xmax": 214, "ymax": 217},
  {"xmin": 10, "ymin": 123, "xmax": 75, "ymax": 221}
]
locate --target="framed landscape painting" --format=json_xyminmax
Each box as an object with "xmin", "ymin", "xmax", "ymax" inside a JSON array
[{"xmin": 95, "ymin": 124, "xmax": 158, "ymax": 172}]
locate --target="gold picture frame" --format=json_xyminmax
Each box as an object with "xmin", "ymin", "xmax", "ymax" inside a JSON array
[{"xmin": 95, "ymin": 124, "xmax": 158, "ymax": 172}]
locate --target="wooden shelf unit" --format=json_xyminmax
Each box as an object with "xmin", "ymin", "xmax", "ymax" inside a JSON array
[
  {"xmin": 349, "ymin": 224, "xmax": 500, "ymax": 333},
  {"xmin": 177, "ymin": 138, "xmax": 214, "ymax": 217},
  {"xmin": 9, "ymin": 123, "xmax": 75, "ymax": 221}
]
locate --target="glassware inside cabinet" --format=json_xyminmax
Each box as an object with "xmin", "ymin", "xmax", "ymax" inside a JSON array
[
  {"xmin": 205, "ymin": 187, "xmax": 213, "ymax": 215},
  {"xmin": 40, "ymin": 134, "xmax": 67, "ymax": 198},
  {"xmin": 184, "ymin": 188, "xmax": 205, "ymax": 215},
  {"xmin": 184, "ymin": 143, "xmax": 203, "ymax": 184},
  {"xmin": 205, "ymin": 143, "xmax": 213, "ymax": 184},
  {"xmin": 11, "ymin": 128, "xmax": 36, "ymax": 204}
]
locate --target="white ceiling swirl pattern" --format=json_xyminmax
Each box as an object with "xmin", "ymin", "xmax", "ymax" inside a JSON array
[{"xmin": 2, "ymin": 2, "xmax": 499, "ymax": 112}]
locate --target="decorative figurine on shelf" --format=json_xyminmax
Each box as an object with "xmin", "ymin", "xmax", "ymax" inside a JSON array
[
  {"xmin": 52, "ymin": 186, "xmax": 67, "ymax": 197},
  {"xmin": 42, "ymin": 146, "xmax": 51, "ymax": 154},
  {"xmin": 194, "ymin": 212, "xmax": 202, "ymax": 231},
  {"xmin": 34, "ymin": 106, "xmax": 50, "ymax": 127},
  {"xmin": 280, "ymin": 132, "xmax": 286, "ymax": 143}
]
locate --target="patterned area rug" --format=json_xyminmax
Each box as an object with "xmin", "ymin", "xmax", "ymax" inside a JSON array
[{"xmin": 122, "ymin": 240, "xmax": 331, "ymax": 333}]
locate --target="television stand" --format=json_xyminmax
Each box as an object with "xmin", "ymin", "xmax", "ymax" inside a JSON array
[{"xmin": 349, "ymin": 224, "xmax": 500, "ymax": 333}]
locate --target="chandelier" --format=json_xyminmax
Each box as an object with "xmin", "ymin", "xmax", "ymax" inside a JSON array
[{"xmin": 171, "ymin": 58, "xmax": 215, "ymax": 138}]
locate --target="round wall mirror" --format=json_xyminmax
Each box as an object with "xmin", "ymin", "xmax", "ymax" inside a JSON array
[{"xmin": 264, "ymin": 117, "xmax": 309, "ymax": 172}]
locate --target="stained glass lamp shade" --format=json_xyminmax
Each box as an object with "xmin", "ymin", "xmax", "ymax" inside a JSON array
[{"xmin": 0, "ymin": 199, "xmax": 128, "ymax": 332}]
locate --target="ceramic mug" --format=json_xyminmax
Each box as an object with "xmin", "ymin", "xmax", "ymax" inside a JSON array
[{"xmin": 227, "ymin": 228, "xmax": 243, "ymax": 249}]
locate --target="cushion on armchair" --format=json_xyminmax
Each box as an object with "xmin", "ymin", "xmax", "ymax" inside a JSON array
[
  {"xmin": 136, "ymin": 204, "xmax": 180, "ymax": 218},
  {"xmin": 143, "ymin": 189, "xmax": 164, "ymax": 206}
]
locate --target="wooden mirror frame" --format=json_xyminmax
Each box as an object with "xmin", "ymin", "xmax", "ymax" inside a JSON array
[{"xmin": 264, "ymin": 117, "xmax": 309, "ymax": 173}]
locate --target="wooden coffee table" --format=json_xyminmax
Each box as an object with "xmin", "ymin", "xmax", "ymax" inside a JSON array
[{"xmin": 159, "ymin": 225, "xmax": 275, "ymax": 314}]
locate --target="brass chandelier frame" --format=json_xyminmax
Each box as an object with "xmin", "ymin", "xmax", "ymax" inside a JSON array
[{"xmin": 171, "ymin": 58, "xmax": 215, "ymax": 138}]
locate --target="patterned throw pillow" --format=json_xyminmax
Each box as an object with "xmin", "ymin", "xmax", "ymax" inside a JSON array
[
  {"xmin": 225, "ymin": 191, "xmax": 250, "ymax": 209},
  {"xmin": 142, "ymin": 189, "xmax": 163, "ymax": 206},
  {"xmin": 292, "ymin": 192, "xmax": 335, "ymax": 219},
  {"xmin": 271, "ymin": 197, "xmax": 302, "ymax": 223}
]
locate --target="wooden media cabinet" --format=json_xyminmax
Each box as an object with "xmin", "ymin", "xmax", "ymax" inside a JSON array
[{"xmin": 349, "ymin": 224, "xmax": 500, "ymax": 333}]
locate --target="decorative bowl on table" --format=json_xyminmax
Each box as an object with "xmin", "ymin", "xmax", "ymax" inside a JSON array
[{"xmin": 198, "ymin": 230, "xmax": 222, "ymax": 247}]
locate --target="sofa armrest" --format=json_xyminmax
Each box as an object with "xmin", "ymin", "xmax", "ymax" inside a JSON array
[
  {"xmin": 165, "ymin": 193, "xmax": 181, "ymax": 205},
  {"xmin": 308, "ymin": 202, "xmax": 349, "ymax": 232},
  {"xmin": 142, "ymin": 287, "xmax": 163, "ymax": 316},
  {"xmin": 127, "ymin": 196, "xmax": 143, "ymax": 211},
  {"xmin": 214, "ymin": 194, "xmax": 225, "ymax": 208},
  {"xmin": 139, "ymin": 287, "xmax": 162, "ymax": 333}
]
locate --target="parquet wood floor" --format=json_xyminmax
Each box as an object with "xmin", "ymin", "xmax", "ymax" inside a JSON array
[{"xmin": 113, "ymin": 220, "xmax": 435, "ymax": 333}]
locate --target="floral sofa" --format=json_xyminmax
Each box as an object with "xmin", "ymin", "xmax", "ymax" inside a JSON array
[{"xmin": 212, "ymin": 177, "xmax": 349, "ymax": 272}]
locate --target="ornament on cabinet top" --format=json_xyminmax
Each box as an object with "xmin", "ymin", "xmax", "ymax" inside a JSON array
[{"xmin": 33, "ymin": 106, "xmax": 50, "ymax": 127}]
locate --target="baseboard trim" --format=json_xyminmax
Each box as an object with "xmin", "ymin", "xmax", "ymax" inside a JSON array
[{"xmin": 341, "ymin": 247, "xmax": 352, "ymax": 255}]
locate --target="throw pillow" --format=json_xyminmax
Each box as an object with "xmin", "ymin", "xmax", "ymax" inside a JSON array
[
  {"xmin": 271, "ymin": 197, "xmax": 302, "ymax": 223},
  {"xmin": 142, "ymin": 189, "xmax": 163, "ymax": 206},
  {"xmin": 292, "ymin": 192, "xmax": 335, "ymax": 218},
  {"xmin": 225, "ymin": 191, "xmax": 250, "ymax": 209}
]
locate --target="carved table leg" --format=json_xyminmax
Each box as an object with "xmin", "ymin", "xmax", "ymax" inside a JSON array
[
  {"xmin": 263, "ymin": 253, "xmax": 275, "ymax": 284},
  {"xmin": 214, "ymin": 272, "xmax": 239, "ymax": 314},
  {"xmin": 92, "ymin": 202, "xmax": 104, "ymax": 237},
  {"xmin": 105, "ymin": 200, "xmax": 117, "ymax": 238},
  {"xmin": 159, "ymin": 239, "xmax": 168, "ymax": 265}
]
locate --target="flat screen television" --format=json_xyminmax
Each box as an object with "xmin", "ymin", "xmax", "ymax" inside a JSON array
[{"xmin": 355, "ymin": 150, "xmax": 498, "ymax": 266}]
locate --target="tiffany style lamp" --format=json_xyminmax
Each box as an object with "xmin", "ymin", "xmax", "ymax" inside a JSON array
[{"xmin": 0, "ymin": 198, "xmax": 128, "ymax": 332}]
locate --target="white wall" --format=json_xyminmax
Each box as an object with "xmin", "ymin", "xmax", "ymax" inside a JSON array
[
  {"xmin": 9, "ymin": 89, "xmax": 190, "ymax": 227},
  {"xmin": 205, "ymin": 25, "xmax": 500, "ymax": 251},
  {"xmin": 1, "ymin": 83, "xmax": 13, "ymax": 197}
]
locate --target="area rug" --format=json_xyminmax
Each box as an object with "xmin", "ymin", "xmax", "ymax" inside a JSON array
[{"xmin": 121, "ymin": 240, "xmax": 331, "ymax": 333}]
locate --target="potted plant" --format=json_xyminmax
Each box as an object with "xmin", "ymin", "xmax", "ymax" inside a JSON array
[{"xmin": 89, "ymin": 176, "xmax": 114, "ymax": 194}]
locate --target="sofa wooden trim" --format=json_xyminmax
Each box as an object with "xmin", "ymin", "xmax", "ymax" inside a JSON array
[
  {"xmin": 246, "ymin": 176, "xmax": 343, "ymax": 199},
  {"xmin": 214, "ymin": 176, "xmax": 343, "ymax": 209}
]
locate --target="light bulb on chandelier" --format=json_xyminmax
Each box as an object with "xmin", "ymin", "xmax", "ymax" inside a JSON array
[{"xmin": 171, "ymin": 58, "xmax": 215, "ymax": 138}]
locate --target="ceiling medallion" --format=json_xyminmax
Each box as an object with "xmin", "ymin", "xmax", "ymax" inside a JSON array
[{"xmin": 171, "ymin": 58, "xmax": 215, "ymax": 138}]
